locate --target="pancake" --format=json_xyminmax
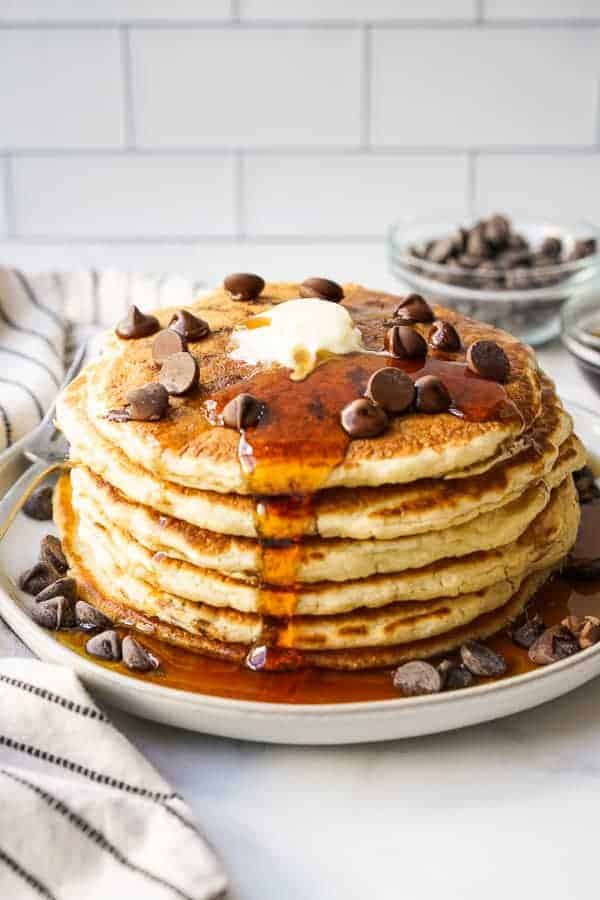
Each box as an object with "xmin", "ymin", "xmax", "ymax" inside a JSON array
[
  {"xmin": 71, "ymin": 282, "xmax": 543, "ymax": 495},
  {"xmin": 70, "ymin": 431, "xmax": 585, "ymax": 584},
  {"xmin": 56, "ymin": 471, "xmax": 579, "ymax": 618},
  {"xmin": 58, "ymin": 371, "xmax": 570, "ymax": 541}
]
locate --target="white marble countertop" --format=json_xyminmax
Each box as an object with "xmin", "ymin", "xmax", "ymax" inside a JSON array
[{"xmin": 1, "ymin": 248, "xmax": 599, "ymax": 899}]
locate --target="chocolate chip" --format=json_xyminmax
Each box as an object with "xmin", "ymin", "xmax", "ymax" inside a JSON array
[
  {"xmin": 438, "ymin": 659, "xmax": 475, "ymax": 691},
  {"xmin": 168, "ymin": 309, "xmax": 210, "ymax": 341},
  {"xmin": 126, "ymin": 383, "xmax": 169, "ymax": 421},
  {"xmin": 414, "ymin": 375, "xmax": 452, "ymax": 414},
  {"xmin": 427, "ymin": 238, "xmax": 455, "ymax": 264},
  {"xmin": 23, "ymin": 486, "xmax": 53, "ymax": 521},
  {"xmin": 299, "ymin": 277, "xmax": 344, "ymax": 303},
  {"xmin": 529, "ymin": 625, "xmax": 580, "ymax": 665},
  {"xmin": 31, "ymin": 596, "xmax": 75, "ymax": 630},
  {"xmin": 429, "ymin": 320, "xmax": 461, "ymax": 353},
  {"xmin": 39, "ymin": 535, "xmax": 68, "ymax": 575},
  {"xmin": 222, "ymin": 393, "xmax": 265, "ymax": 430},
  {"xmin": 366, "ymin": 367, "xmax": 415, "ymax": 414},
  {"xmin": 457, "ymin": 253, "xmax": 481, "ymax": 269},
  {"xmin": 466, "ymin": 226, "xmax": 490, "ymax": 259},
  {"xmin": 392, "ymin": 661, "xmax": 442, "ymax": 696},
  {"xmin": 384, "ymin": 324, "xmax": 427, "ymax": 359},
  {"xmin": 579, "ymin": 620, "xmax": 600, "ymax": 650},
  {"xmin": 573, "ymin": 466, "xmax": 600, "ymax": 504},
  {"xmin": 561, "ymin": 615, "xmax": 587, "ymax": 635},
  {"xmin": 224, "ymin": 272, "xmax": 265, "ymax": 302},
  {"xmin": 393, "ymin": 294, "xmax": 434, "ymax": 324},
  {"xmin": 511, "ymin": 613, "xmax": 545, "ymax": 649},
  {"xmin": 19, "ymin": 563, "xmax": 57, "ymax": 596},
  {"xmin": 340, "ymin": 398, "xmax": 388, "ymax": 439},
  {"xmin": 460, "ymin": 640, "xmax": 507, "ymax": 677},
  {"xmin": 152, "ymin": 329, "xmax": 187, "ymax": 366},
  {"xmin": 158, "ymin": 351, "xmax": 199, "ymax": 396},
  {"xmin": 122, "ymin": 636, "xmax": 158, "ymax": 672},
  {"xmin": 86, "ymin": 629, "xmax": 122, "ymax": 662},
  {"xmin": 75, "ymin": 600, "xmax": 112, "ymax": 631},
  {"xmin": 568, "ymin": 238, "xmax": 597, "ymax": 261},
  {"xmin": 484, "ymin": 214, "xmax": 510, "ymax": 248},
  {"xmin": 35, "ymin": 576, "xmax": 77, "ymax": 604},
  {"xmin": 466, "ymin": 340, "xmax": 510, "ymax": 382},
  {"xmin": 116, "ymin": 305, "xmax": 159, "ymax": 340},
  {"xmin": 540, "ymin": 236, "xmax": 562, "ymax": 257}
]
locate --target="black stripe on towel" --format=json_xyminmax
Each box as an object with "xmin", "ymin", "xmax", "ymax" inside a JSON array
[
  {"xmin": 0, "ymin": 377, "xmax": 44, "ymax": 420},
  {"xmin": 0, "ymin": 298, "xmax": 61, "ymax": 360},
  {"xmin": 1, "ymin": 770, "xmax": 197, "ymax": 900},
  {"xmin": 0, "ymin": 346, "xmax": 60, "ymax": 388},
  {"xmin": 0, "ymin": 674, "xmax": 109, "ymax": 723},
  {"xmin": 0, "ymin": 846, "xmax": 58, "ymax": 900},
  {"xmin": 11, "ymin": 270, "xmax": 63, "ymax": 330}
]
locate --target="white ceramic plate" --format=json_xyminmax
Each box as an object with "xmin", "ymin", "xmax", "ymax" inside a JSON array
[{"xmin": 1, "ymin": 399, "xmax": 599, "ymax": 746}]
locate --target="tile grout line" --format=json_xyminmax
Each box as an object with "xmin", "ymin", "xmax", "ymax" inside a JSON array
[
  {"xmin": 120, "ymin": 25, "xmax": 136, "ymax": 150},
  {"xmin": 1, "ymin": 20, "xmax": 600, "ymax": 29},
  {"xmin": 360, "ymin": 25, "xmax": 372, "ymax": 149}
]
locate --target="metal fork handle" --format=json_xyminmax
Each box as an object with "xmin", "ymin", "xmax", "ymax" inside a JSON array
[{"xmin": 0, "ymin": 460, "xmax": 69, "ymax": 542}]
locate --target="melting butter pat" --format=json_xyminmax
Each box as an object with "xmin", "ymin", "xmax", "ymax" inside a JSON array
[{"xmin": 230, "ymin": 298, "xmax": 364, "ymax": 380}]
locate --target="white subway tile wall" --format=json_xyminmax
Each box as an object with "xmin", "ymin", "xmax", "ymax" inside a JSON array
[{"xmin": 0, "ymin": 4, "xmax": 599, "ymax": 256}]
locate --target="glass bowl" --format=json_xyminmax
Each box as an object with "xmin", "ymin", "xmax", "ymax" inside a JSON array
[
  {"xmin": 388, "ymin": 217, "xmax": 600, "ymax": 346},
  {"xmin": 561, "ymin": 278, "xmax": 600, "ymax": 394}
]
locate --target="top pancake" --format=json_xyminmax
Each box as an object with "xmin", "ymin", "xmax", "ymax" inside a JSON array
[{"xmin": 73, "ymin": 282, "xmax": 542, "ymax": 495}]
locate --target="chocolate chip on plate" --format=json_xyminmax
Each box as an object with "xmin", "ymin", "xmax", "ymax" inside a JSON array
[
  {"xmin": 222, "ymin": 393, "xmax": 265, "ymax": 430},
  {"xmin": 429, "ymin": 320, "xmax": 461, "ymax": 353},
  {"xmin": 19, "ymin": 563, "xmax": 57, "ymax": 596},
  {"xmin": 158, "ymin": 351, "xmax": 199, "ymax": 396},
  {"xmin": 511, "ymin": 612, "xmax": 545, "ymax": 649},
  {"xmin": 528, "ymin": 625, "xmax": 580, "ymax": 665},
  {"xmin": 127, "ymin": 383, "xmax": 170, "ymax": 421},
  {"xmin": 299, "ymin": 277, "xmax": 344, "ymax": 303},
  {"xmin": 224, "ymin": 272, "xmax": 265, "ymax": 302},
  {"xmin": 466, "ymin": 340, "xmax": 510, "ymax": 382},
  {"xmin": 340, "ymin": 398, "xmax": 389, "ymax": 439},
  {"xmin": 438, "ymin": 659, "xmax": 475, "ymax": 691},
  {"xmin": 414, "ymin": 375, "xmax": 452, "ymax": 414},
  {"xmin": 392, "ymin": 661, "xmax": 442, "ymax": 696},
  {"xmin": 122, "ymin": 636, "xmax": 158, "ymax": 672},
  {"xmin": 579, "ymin": 620, "xmax": 600, "ymax": 650},
  {"xmin": 86, "ymin": 629, "xmax": 122, "ymax": 662},
  {"xmin": 115, "ymin": 305, "xmax": 159, "ymax": 340},
  {"xmin": 39, "ymin": 534, "xmax": 68, "ymax": 575},
  {"xmin": 384, "ymin": 324, "xmax": 427, "ymax": 360},
  {"xmin": 168, "ymin": 309, "xmax": 210, "ymax": 341},
  {"xmin": 393, "ymin": 294, "xmax": 434, "ymax": 324},
  {"xmin": 31, "ymin": 596, "xmax": 75, "ymax": 630},
  {"xmin": 366, "ymin": 367, "xmax": 415, "ymax": 414},
  {"xmin": 460, "ymin": 640, "xmax": 507, "ymax": 677},
  {"xmin": 23, "ymin": 486, "xmax": 53, "ymax": 521},
  {"xmin": 35, "ymin": 576, "xmax": 77, "ymax": 604},
  {"xmin": 75, "ymin": 600, "xmax": 112, "ymax": 631},
  {"xmin": 152, "ymin": 328, "xmax": 187, "ymax": 366}
]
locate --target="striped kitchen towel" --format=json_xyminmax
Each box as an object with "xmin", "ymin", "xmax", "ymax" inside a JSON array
[
  {"xmin": 0, "ymin": 657, "xmax": 227, "ymax": 900},
  {"xmin": 0, "ymin": 267, "xmax": 206, "ymax": 453}
]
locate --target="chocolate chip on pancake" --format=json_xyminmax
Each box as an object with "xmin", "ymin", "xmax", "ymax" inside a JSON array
[
  {"xmin": 467, "ymin": 340, "xmax": 510, "ymax": 382},
  {"xmin": 299, "ymin": 277, "xmax": 344, "ymax": 303},
  {"xmin": 366, "ymin": 367, "xmax": 415, "ymax": 414},
  {"xmin": 39, "ymin": 534, "xmax": 68, "ymax": 575},
  {"xmin": 341, "ymin": 398, "xmax": 388, "ymax": 438},
  {"xmin": 127, "ymin": 383, "xmax": 170, "ymax": 420},
  {"xmin": 384, "ymin": 324, "xmax": 427, "ymax": 359},
  {"xmin": 35, "ymin": 576, "xmax": 77, "ymax": 604},
  {"xmin": 224, "ymin": 272, "xmax": 265, "ymax": 302},
  {"xmin": 429, "ymin": 320, "xmax": 461, "ymax": 353},
  {"xmin": 414, "ymin": 375, "xmax": 452, "ymax": 414},
  {"xmin": 152, "ymin": 328, "xmax": 187, "ymax": 366},
  {"xmin": 19, "ymin": 563, "xmax": 57, "ymax": 596},
  {"xmin": 116, "ymin": 305, "xmax": 159, "ymax": 339},
  {"xmin": 158, "ymin": 351, "xmax": 199, "ymax": 396},
  {"xmin": 75, "ymin": 600, "xmax": 112, "ymax": 630},
  {"xmin": 222, "ymin": 393, "xmax": 265, "ymax": 430},
  {"xmin": 460, "ymin": 640, "xmax": 507, "ymax": 677},
  {"xmin": 31, "ymin": 596, "xmax": 75, "ymax": 630},
  {"xmin": 392, "ymin": 661, "xmax": 442, "ymax": 696},
  {"xmin": 528, "ymin": 625, "xmax": 579, "ymax": 665},
  {"xmin": 122, "ymin": 635, "xmax": 158, "ymax": 672},
  {"xmin": 86, "ymin": 629, "xmax": 122, "ymax": 662},
  {"xmin": 169, "ymin": 309, "xmax": 210, "ymax": 341},
  {"xmin": 23, "ymin": 486, "xmax": 53, "ymax": 521},
  {"xmin": 393, "ymin": 293, "xmax": 434, "ymax": 324}
]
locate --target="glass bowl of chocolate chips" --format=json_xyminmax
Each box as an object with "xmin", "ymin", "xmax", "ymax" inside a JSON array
[{"xmin": 388, "ymin": 214, "xmax": 600, "ymax": 347}]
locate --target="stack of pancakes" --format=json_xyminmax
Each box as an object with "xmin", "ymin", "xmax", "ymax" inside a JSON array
[{"xmin": 54, "ymin": 283, "xmax": 584, "ymax": 670}]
